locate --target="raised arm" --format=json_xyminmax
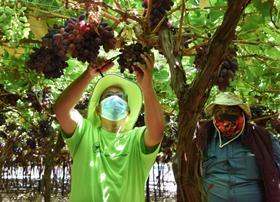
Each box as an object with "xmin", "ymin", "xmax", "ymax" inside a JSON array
[
  {"xmin": 53, "ymin": 62, "xmax": 113, "ymax": 136},
  {"xmin": 134, "ymin": 53, "xmax": 165, "ymax": 148}
]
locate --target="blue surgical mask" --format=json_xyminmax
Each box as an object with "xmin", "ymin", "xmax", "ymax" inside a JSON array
[{"xmin": 100, "ymin": 95, "xmax": 128, "ymax": 121}]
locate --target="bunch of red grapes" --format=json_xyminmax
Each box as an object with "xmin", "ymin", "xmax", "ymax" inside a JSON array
[
  {"xmin": 27, "ymin": 47, "xmax": 68, "ymax": 78},
  {"xmin": 271, "ymin": 119, "xmax": 280, "ymax": 133},
  {"xmin": 215, "ymin": 47, "xmax": 238, "ymax": 91},
  {"xmin": 0, "ymin": 84, "xmax": 21, "ymax": 106},
  {"xmin": 194, "ymin": 44, "xmax": 238, "ymax": 91},
  {"xmin": 24, "ymin": 88, "xmax": 53, "ymax": 112},
  {"xmin": 27, "ymin": 15, "xmax": 116, "ymax": 78},
  {"xmin": 143, "ymin": 0, "xmax": 174, "ymax": 30},
  {"xmin": 117, "ymin": 43, "xmax": 151, "ymax": 73}
]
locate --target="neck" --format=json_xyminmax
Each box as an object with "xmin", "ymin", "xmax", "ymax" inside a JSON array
[{"xmin": 101, "ymin": 119, "xmax": 124, "ymax": 133}]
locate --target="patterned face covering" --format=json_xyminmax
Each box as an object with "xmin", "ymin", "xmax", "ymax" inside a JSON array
[{"xmin": 214, "ymin": 106, "xmax": 245, "ymax": 138}]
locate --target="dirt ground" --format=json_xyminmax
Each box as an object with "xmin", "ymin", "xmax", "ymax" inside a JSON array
[{"xmin": 0, "ymin": 193, "xmax": 176, "ymax": 202}]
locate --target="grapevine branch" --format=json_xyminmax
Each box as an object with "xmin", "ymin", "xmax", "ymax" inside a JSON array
[
  {"xmin": 186, "ymin": 5, "xmax": 227, "ymax": 11},
  {"xmin": 174, "ymin": 0, "xmax": 186, "ymax": 55},
  {"xmin": 244, "ymin": 82, "xmax": 280, "ymax": 94},
  {"xmin": 112, "ymin": 0, "xmax": 121, "ymax": 9},
  {"xmin": 166, "ymin": 4, "xmax": 227, "ymax": 13},
  {"xmin": 100, "ymin": 10, "xmax": 121, "ymax": 23},
  {"xmin": 145, "ymin": 0, "xmax": 153, "ymax": 23},
  {"xmin": 152, "ymin": 15, "xmax": 167, "ymax": 34},
  {"xmin": 182, "ymin": 41, "xmax": 209, "ymax": 56},
  {"xmin": 27, "ymin": 7, "xmax": 70, "ymax": 19},
  {"xmin": 235, "ymin": 40, "xmax": 280, "ymax": 47},
  {"xmin": 87, "ymin": 1, "xmax": 143, "ymax": 25},
  {"xmin": 241, "ymin": 54, "xmax": 279, "ymax": 62},
  {"xmin": 253, "ymin": 113, "xmax": 279, "ymax": 122}
]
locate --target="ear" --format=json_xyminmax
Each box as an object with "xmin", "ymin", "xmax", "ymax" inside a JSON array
[{"xmin": 127, "ymin": 106, "xmax": 131, "ymax": 115}]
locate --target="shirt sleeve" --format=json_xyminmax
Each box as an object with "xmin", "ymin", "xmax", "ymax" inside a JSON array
[
  {"xmin": 61, "ymin": 117, "xmax": 91, "ymax": 157},
  {"xmin": 135, "ymin": 127, "xmax": 161, "ymax": 172},
  {"xmin": 270, "ymin": 133, "xmax": 280, "ymax": 173}
]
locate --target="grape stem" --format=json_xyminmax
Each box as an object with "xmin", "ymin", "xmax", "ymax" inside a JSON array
[
  {"xmin": 253, "ymin": 113, "xmax": 279, "ymax": 122},
  {"xmin": 144, "ymin": 0, "xmax": 153, "ymax": 27},
  {"xmin": 100, "ymin": 10, "xmax": 121, "ymax": 23},
  {"xmin": 93, "ymin": 1, "xmax": 143, "ymax": 25},
  {"xmin": 27, "ymin": 6, "xmax": 70, "ymax": 19},
  {"xmin": 182, "ymin": 41, "xmax": 209, "ymax": 56},
  {"xmin": 174, "ymin": 0, "xmax": 186, "ymax": 56},
  {"xmin": 97, "ymin": 55, "xmax": 120, "ymax": 77},
  {"xmin": 112, "ymin": 0, "xmax": 122, "ymax": 9},
  {"xmin": 151, "ymin": 15, "xmax": 167, "ymax": 34}
]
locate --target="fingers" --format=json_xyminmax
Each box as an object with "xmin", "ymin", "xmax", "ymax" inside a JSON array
[
  {"xmin": 100, "ymin": 60, "xmax": 114, "ymax": 72},
  {"xmin": 140, "ymin": 52, "xmax": 154, "ymax": 69},
  {"xmin": 95, "ymin": 60, "xmax": 114, "ymax": 73},
  {"xmin": 132, "ymin": 66, "xmax": 141, "ymax": 77}
]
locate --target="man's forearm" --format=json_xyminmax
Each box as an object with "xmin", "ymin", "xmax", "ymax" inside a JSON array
[
  {"xmin": 53, "ymin": 69, "xmax": 95, "ymax": 114},
  {"xmin": 143, "ymin": 84, "xmax": 165, "ymax": 143}
]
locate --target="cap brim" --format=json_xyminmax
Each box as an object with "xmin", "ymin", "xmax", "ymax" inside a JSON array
[
  {"xmin": 87, "ymin": 74, "xmax": 143, "ymax": 130},
  {"xmin": 205, "ymin": 103, "xmax": 251, "ymax": 119}
]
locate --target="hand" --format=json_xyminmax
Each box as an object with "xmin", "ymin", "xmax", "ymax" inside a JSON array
[
  {"xmin": 133, "ymin": 52, "xmax": 154, "ymax": 90},
  {"xmin": 87, "ymin": 58, "xmax": 114, "ymax": 77}
]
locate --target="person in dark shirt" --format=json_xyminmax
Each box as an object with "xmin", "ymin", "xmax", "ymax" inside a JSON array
[{"xmin": 198, "ymin": 92, "xmax": 280, "ymax": 202}]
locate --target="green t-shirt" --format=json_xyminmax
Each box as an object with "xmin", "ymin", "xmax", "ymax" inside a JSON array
[{"xmin": 62, "ymin": 118, "xmax": 160, "ymax": 202}]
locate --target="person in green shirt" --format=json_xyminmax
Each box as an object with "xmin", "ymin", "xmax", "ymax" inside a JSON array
[{"xmin": 53, "ymin": 53, "xmax": 165, "ymax": 202}]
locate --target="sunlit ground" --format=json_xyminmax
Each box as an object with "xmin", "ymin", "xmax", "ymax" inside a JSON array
[{"xmin": 0, "ymin": 163, "xmax": 177, "ymax": 201}]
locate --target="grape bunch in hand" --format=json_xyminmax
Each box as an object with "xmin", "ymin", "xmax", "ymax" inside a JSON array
[{"xmin": 117, "ymin": 43, "xmax": 151, "ymax": 73}]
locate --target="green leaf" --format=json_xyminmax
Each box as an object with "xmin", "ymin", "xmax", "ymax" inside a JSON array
[
  {"xmin": 154, "ymin": 68, "xmax": 170, "ymax": 82},
  {"xmin": 241, "ymin": 14, "xmax": 265, "ymax": 31},
  {"xmin": 252, "ymin": 0, "xmax": 272, "ymax": 17}
]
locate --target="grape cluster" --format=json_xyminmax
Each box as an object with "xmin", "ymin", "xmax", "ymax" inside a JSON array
[
  {"xmin": 117, "ymin": 43, "xmax": 151, "ymax": 73},
  {"xmin": 27, "ymin": 15, "xmax": 116, "ymax": 78},
  {"xmin": 41, "ymin": 87, "xmax": 53, "ymax": 107},
  {"xmin": 250, "ymin": 105, "xmax": 277, "ymax": 127},
  {"xmin": 75, "ymin": 93, "xmax": 90, "ymax": 110},
  {"xmin": 194, "ymin": 44, "xmax": 208, "ymax": 70},
  {"xmin": 24, "ymin": 88, "xmax": 52, "ymax": 112},
  {"xmin": 26, "ymin": 138, "xmax": 37, "ymax": 150},
  {"xmin": 271, "ymin": 120, "xmax": 280, "ymax": 133},
  {"xmin": 12, "ymin": 143, "xmax": 23, "ymax": 155},
  {"xmin": 143, "ymin": 0, "xmax": 174, "ymax": 30},
  {"xmin": 0, "ymin": 114, "xmax": 5, "ymax": 126},
  {"xmin": 27, "ymin": 47, "xmax": 67, "ymax": 78},
  {"xmin": 194, "ymin": 44, "xmax": 238, "ymax": 91},
  {"xmin": 215, "ymin": 47, "xmax": 238, "ymax": 91},
  {"xmin": 0, "ymin": 85, "xmax": 20, "ymax": 106},
  {"xmin": 63, "ymin": 17, "xmax": 115, "ymax": 62},
  {"xmin": 25, "ymin": 91, "xmax": 41, "ymax": 112},
  {"xmin": 39, "ymin": 119, "xmax": 53, "ymax": 137}
]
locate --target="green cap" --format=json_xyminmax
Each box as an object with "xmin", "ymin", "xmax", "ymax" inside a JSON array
[
  {"xmin": 205, "ymin": 92, "xmax": 251, "ymax": 119},
  {"xmin": 87, "ymin": 74, "xmax": 143, "ymax": 130}
]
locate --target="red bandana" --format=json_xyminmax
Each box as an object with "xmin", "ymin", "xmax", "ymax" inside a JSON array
[{"xmin": 214, "ymin": 113, "xmax": 244, "ymax": 138}]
